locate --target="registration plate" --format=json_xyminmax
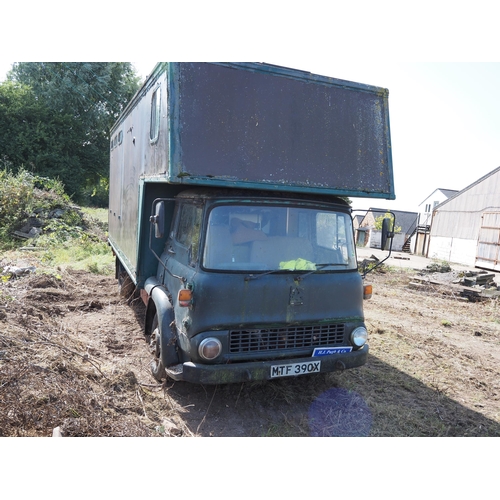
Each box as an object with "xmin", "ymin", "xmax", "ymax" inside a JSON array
[{"xmin": 270, "ymin": 360, "xmax": 321, "ymax": 378}]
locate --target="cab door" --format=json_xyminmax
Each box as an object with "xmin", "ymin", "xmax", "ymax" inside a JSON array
[{"xmin": 163, "ymin": 201, "xmax": 203, "ymax": 348}]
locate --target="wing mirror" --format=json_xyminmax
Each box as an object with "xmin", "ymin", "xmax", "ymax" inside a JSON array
[
  {"xmin": 150, "ymin": 200, "xmax": 165, "ymax": 239},
  {"xmin": 355, "ymin": 210, "xmax": 396, "ymax": 277},
  {"xmin": 381, "ymin": 216, "xmax": 394, "ymax": 251}
]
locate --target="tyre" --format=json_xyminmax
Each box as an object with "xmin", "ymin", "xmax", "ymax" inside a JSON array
[
  {"xmin": 118, "ymin": 271, "xmax": 136, "ymax": 303},
  {"xmin": 149, "ymin": 314, "xmax": 167, "ymax": 381}
]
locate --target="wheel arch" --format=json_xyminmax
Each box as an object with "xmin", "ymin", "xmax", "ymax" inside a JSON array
[
  {"xmin": 144, "ymin": 277, "xmax": 179, "ymax": 368},
  {"xmin": 144, "ymin": 277, "xmax": 174, "ymax": 334}
]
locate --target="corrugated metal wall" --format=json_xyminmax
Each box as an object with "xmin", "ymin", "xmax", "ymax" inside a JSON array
[
  {"xmin": 476, "ymin": 211, "xmax": 500, "ymax": 270},
  {"xmin": 430, "ymin": 167, "xmax": 500, "ymax": 240}
]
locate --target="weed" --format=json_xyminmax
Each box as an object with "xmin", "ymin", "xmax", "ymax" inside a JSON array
[
  {"xmin": 87, "ymin": 259, "xmax": 113, "ymax": 275},
  {"xmin": 427, "ymin": 260, "xmax": 452, "ymax": 273},
  {"xmin": 0, "ymin": 290, "xmax": 15, "ymax": 304},
  {"xmin": 35, "ymin": 269, "xmax": 63, "ymax": 281}
]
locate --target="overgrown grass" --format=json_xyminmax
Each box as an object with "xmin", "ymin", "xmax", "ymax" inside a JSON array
[
  {"xmin": 0, "ymin": 169, "xmax": 113, "ymax": 275},
  {"xmin": 40, "ymin": 232, "xmax": 113, "ymax": 274},
  {"xmin": 81, "ymin": 206, "xmax": 109, "ymax": 225}
]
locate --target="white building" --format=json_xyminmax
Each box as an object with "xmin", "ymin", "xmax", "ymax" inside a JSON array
[
  {"xmin": 418, "ymin": 188, "xmax": 458, "ymax": 227},
  {"xmin": 427, "ymin": 166, "xmax": 500, "ymax": 270},
  {"xmin": 413, "ymin": 188, "xmax": 458, "ymax": 256}
]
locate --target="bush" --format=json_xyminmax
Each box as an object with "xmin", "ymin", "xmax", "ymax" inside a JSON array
[
  {"xmin": 0, "ymin": 168, "xmax": 36, "ymax": 246},
  {"xmin": 0, "ymin": 168, "xmax": 72, "ymax": 249},
  {"xmin": 0, "ymin": 168, "xmax": 113, "ymax": 274}
]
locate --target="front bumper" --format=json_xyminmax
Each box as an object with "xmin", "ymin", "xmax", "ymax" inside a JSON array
[{"xmin": 165, "ymin": 344, "xmax": 368, "ymax": 384}]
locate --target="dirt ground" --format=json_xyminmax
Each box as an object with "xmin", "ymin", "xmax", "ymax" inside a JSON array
[{"xmin": 1, "ymin": 255, "xmax": 500, "ymax": 437}]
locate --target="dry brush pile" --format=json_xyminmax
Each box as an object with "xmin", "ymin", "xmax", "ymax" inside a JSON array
[{"xmin": 0, "ymin": 269, "xmax": 172, "ymax": 437}]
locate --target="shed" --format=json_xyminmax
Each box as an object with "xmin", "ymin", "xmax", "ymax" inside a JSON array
[
  {"xmin": 427, "ymin": 166, "xmax": 500, "ymax": 270},
  {"xmin": 356, "ymin": 208, "xmax": 418, "ymax": 251},
  {"xmin": 353, "ymin": 214, "xmax": 364, "ymax": 230}
]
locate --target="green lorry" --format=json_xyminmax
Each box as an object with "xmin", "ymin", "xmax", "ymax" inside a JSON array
[{"xmin": 108, "ymin": 62, "xmax": 394, "ymax": 384}]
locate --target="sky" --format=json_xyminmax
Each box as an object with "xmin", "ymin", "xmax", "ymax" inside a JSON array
[
  {"xmin": 1, "ymin": 60, "xmax": 498, "ymax": 215},
  {"xmin": 1, "ymin": 1, "xmax": 499, "ymax": 217}
]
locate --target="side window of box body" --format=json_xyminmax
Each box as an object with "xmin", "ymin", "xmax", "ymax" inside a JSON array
[{"xmin": 150, "ymin": 87, "xmax": 161, "ymax": 143}]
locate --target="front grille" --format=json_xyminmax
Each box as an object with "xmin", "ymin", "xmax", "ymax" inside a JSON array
[{"xmin": 229, "ymin": 324, "xmax": 345, "ymax": 354}]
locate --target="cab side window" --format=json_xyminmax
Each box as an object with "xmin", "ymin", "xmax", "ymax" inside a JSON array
[{"xmin": 175, "ymin": 203, "xmax": 202, "ymax": 267}]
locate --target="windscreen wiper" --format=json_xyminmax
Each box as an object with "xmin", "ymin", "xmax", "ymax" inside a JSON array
[
  {"xmin": 296, "ymin": 262, "xmax": 347, "ymax": 280},
  {"xmin": 244, "ymin": 269, "xmax": 288, "ymax": 281},
  {"xmin": 245, "ymin": 263, "xmax": 346, "ymax": 281}
]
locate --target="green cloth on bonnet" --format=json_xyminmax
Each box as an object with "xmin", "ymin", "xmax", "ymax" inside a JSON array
[{"xmin": 279, "ymin": 258, "xmax": 316, "ymax": 271}]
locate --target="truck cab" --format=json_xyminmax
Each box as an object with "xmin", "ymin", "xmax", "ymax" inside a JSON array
[{"xmin": 143, "ymin": 188, "xmax": 369, "ymax": 384}]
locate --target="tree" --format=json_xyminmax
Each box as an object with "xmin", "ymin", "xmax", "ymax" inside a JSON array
[
  {"xmin": 0, "ymin": 80, "xmax": 54, "ymax": 169},
  {"xmin": 374, "ymin": 212, "xmax": 401, "ymax": 233},
  {"xmin": 2, "ymin": 63, "xmax": 140, "ymax": 203}
]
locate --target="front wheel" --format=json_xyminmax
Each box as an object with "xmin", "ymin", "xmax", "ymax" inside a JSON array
[{"xmin": 149, "ymin": 314, "xmax": 166, "ymax": 381}]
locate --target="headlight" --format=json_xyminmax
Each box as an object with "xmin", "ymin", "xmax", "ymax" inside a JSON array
[
  {"xmin": 351, "ymin": 327, "xmax": 368, "ymax": 348},
  {"xmin": 198, "ymin": 338, "xmax": 222, "ymax": 361}
]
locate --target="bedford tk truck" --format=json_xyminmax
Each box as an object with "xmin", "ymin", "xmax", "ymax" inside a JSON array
[{"xmin": 108, "ymin": 62, "xmax": 395, "ymax": 384}]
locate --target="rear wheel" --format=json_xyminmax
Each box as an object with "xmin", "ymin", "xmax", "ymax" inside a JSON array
[
  {"xmin": 117, "ymin": 265, "xmax": 137, "ymax": 303},
  {"xmin": 120, "ymin": 274, "xmax": 135, "ymax": 298}
]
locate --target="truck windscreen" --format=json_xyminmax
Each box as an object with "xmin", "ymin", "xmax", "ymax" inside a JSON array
[{"xmin": 203, "ymin": 204, "xmax": 356, "ymax": 272}]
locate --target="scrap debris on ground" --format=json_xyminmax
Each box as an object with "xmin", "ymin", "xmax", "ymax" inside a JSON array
[
  {"xmin": 358, "ymin": 253, "xmax": 500, "ymax": 301},
  {"xmin": 0, "ymin": 252, "xmax": 499, "ymax": 437},
  {"xmin": 410, "ymin": 265, "xmax": 500, "ymax": 301},
  {"xmin": 12, "ymin": 207, "xmax": 74, "ymax": 240}
]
